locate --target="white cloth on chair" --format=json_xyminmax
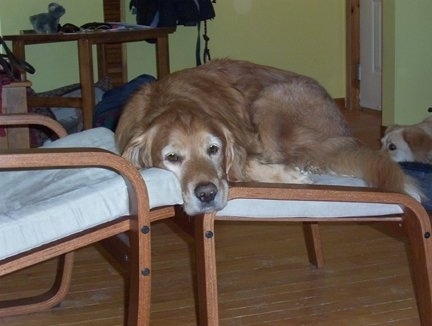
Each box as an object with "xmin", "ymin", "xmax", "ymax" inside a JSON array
[
  {"xmin": 0, "ymin": 128, "xmax": 182, "ymax": 260},
  {"xmin": 217, "ymin": 173, "xmax": 403, "ymax": 218}
]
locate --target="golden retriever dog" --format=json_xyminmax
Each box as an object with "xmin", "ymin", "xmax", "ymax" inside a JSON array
[
  {"xmin": 381, "ymin": 116, "xmax": 432, "ymax": 163},
  {"xmin": 116, "ymin": 59, "xmax": 417, "ymax": 215}
]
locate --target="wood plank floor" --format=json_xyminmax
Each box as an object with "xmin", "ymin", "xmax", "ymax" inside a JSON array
[{"xmin": 0, "ymin": 109, "xmax": 428, "ymax": 325}]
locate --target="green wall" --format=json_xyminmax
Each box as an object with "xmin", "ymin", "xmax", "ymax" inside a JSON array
[
  {"xmin": 210, "ymin": 0, "xmax": 346, "ymax": 96},
  {"xmin": 3, "ymin": 1, "xmax": 431, "ymax": 125},
  {"xmin": 1, "ymin": 0, "xmax": 346, "ymax": 97},
  {"xmin": 382, "ymin": 0, "xmax": 432, "ymax": 125},
  {"xmin": 0, "ymin": 0, "xmax": 104, "ymax": 91},
  {"xmin": 126, "ymin": 0, "xmax": 346, "ymax": 97}
]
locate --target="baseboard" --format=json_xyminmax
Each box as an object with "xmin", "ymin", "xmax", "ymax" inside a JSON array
[{"xmin": 334, "ymin": 98, "xmax": 346, "ymax": 110}]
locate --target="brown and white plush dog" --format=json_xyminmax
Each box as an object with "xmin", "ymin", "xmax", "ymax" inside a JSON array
[
  {"xmin": 381, "ymin": 116, "xmax": 432, "ymax": 163},
  {"xmin": 116, "ymin": 59, "xmax": 417, "ymax": 215}
]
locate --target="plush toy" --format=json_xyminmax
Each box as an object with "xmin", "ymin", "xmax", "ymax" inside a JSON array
[{"xmin": 30, "ymin": 3, "xmax": 66, "ymax": 34}]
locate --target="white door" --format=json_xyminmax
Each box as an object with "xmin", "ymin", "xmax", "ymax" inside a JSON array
[{"xmin": 360, "ymin": 0, "xmax": 382, "ymax": 110}]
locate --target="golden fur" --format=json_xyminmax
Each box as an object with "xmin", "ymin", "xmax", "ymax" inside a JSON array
[
  {"xmin": 116, "ymin": 59, "xmax": 417, "ymax": 215},
  {"xmin": 381, "ymin": 116, "xmax": 432, "ymax": 163}
]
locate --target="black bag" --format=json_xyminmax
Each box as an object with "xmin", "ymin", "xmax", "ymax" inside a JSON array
[
  {"xmin": 93, "ymin": 74, "xmax": 156, "ymax": 131},
  {"xmin": 129, "ymin": 0, "xmax": 215, "ymax": 65},
  {"xmin": 0, "ymin": 36, "xmax": 35, "ymax": 81},
  {"xmin": 130, "ymin": 0, "xmax": 215, "ymax": 27}
]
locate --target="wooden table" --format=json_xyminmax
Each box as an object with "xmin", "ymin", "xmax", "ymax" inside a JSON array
[{"xmin": 4, "ymin": 28, "xmax": 175, "ymax": 129}]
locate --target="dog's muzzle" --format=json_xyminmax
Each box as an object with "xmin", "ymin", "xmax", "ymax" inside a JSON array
[
  {"xmin": 184, "ymin": 179, "xmax": 228, "ymax": 215},
  {"xmin": 194, "ymin": 182, "xmax": 218, "ymax": 203}
]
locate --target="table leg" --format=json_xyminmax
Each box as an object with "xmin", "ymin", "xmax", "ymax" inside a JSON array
[
  {"xmin": 77, "ymin": 39, "xmax": 95, "ymax": 130},
  {"xmin": 155, "ymin": 35, "xmax": 170, "ymax": 79},
  {"xmin": 11, "ymin": 40, "xmax": 27, "ymax": 81},
  {"xmin": 97, "ymin": 43, "xmax": 107, "ymax": 80}
]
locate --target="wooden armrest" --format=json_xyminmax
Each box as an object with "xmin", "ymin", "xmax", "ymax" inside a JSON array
[
  {"xmin": 0, "ymin": 147, "xmax": 134, "ymax": 173},
  {"xmin": 27, "ymin": 96, "xmax": 82, "ymax": 109},
  {"xmin": 227, "ymin": 181, "xmax": 422, "ymax": 208},
  {"xmin": 0, "ymin": 113, "xmax": 68, "ymax": 138}
]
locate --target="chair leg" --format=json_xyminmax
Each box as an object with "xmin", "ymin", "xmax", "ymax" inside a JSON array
[
  {"xmin": 402, "ymin": 209, "xmax": 432, "ymax": 326},
  {"xmin": 0, "ymin": 252, "xmax": 74, "ymax": 317},
  {"xmin": 302, "ymin": 222, "xmax": 325, "ymax": 268},
  {"xmin": 195, "ymin": 213, "xmax": 219, "ymax": 326},
  {"xmin": 126, "ymin": 223, "xmax": 152, "ymax": 326}
]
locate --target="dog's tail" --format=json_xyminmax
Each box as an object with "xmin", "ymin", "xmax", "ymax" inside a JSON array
[{"xmin": 323, "ymin": 141, "xmax": 420, "ymax": 199}]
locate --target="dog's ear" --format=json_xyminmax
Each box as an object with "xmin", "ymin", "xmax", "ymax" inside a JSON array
[
  {"xmin": 120, "ymin": 127, "xmax": 157, "ymax": 168},
  {"xmin": 403, "ymin": 128, "xmax": 428, "ymax": 149},
  {"xmin": 116, "ymin": 85, "xmax": 157, "ymax": 167},
  {"xmin": 403, "ymin": 129, "xmax": 432, "ymax": 162},
  {"xmin": 220, "ymin": 126, "xmax": 248, "ymax": 181}
]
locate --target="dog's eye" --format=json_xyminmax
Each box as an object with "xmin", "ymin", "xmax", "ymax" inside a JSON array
[
  {"xmin": 207, "ymin": 144, "xmax": 219, "ymax": 155},
  {"xmin": 165, "ymin": 153, "xmax": 181, "ymax": 163},
  {"xmin": 388, "ymin": 143, "xmax": 397, "ymax": 151}
]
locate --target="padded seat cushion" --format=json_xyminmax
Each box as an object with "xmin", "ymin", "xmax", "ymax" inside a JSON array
[
  {"xmin": 0, "ymin": 128, "xmax": 182, "ymax": 260},
  {"xmin": 0, "ymin": 128, "xmax": 405, "ymax": 260},
  {"xmin": 217, "ymin": 173, "xmax": 404, "ymax": 218}
]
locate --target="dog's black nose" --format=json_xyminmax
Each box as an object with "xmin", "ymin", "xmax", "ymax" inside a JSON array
[{"xmin": 194, "ymin": 182, "xmax": 218, "ymax": 203}]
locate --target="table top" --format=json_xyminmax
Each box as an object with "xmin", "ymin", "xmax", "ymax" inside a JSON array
[{"xmin": 3, "ymin": 27, "xmax": 176, "ymax": 45}]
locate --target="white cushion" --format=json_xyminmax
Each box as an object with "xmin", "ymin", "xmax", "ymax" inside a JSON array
[
  {"xmin": 0, "ymin": 128, "xmax": 182, "ymax": 260},
  {"xmin": 0, "ymin": 127, "xmax": 404, "ymax": 260},
  {"xmin": 217, "ymin": 174, "xmax": 403, "ymax": 218}
]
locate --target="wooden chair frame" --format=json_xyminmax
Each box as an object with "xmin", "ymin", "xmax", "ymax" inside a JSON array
[
  {"xmin": 194, "ymin": 182, "xmax": 432, "ymax": 325},
  {"xmin": 0, "ymin": 114, "xmax": 175, "ymax": 324}
]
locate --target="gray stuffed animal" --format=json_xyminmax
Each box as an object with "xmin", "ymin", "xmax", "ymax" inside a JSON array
[{"xmin": 30, "ymin": 3, "xmax": 66, "ymax": 34}]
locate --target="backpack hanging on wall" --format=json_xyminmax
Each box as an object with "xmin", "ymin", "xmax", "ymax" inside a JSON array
[{"xmin": 129, "ymin": 0, "xmax": 216, "ymax": 66}]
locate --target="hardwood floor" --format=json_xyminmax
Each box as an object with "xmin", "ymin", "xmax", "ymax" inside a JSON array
[{"xmin": 0, "ymin": 109, "xmax": 427, "ymax": 325}]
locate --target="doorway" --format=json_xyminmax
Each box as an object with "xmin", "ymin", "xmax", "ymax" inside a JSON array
[
  {"xmin": 359, "ymin": 0, "xmax": 382, "ymax": 110},
  {"xmin": 346, "ymin": 0, "xmax": 383, "ymax": 111}
]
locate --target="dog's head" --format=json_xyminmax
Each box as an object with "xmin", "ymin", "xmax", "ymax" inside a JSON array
[
  {"xmin": 116, "ymin": 75, "xmax": 256, "ymax": 215},
  {"xmin": 381, "ymin": 124, "xmax": 432, "ymax": 163}
]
